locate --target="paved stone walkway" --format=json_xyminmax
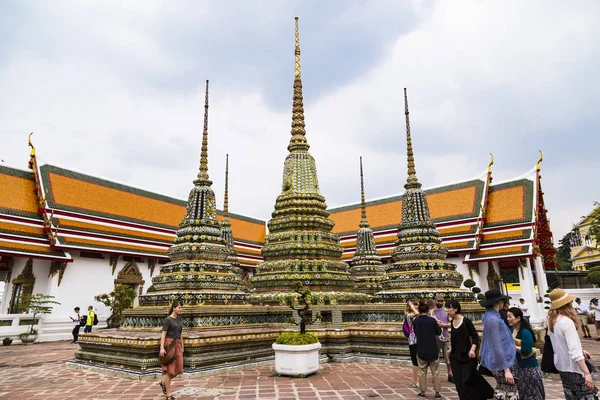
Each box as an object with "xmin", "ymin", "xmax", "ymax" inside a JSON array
[{"xmin": 1, "ymin": 336, "xmax": 598, "ymax": 399}]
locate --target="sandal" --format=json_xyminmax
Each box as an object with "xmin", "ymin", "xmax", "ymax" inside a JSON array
[
  {"xmin": 158, "ymin": 381, "xmax": 166, "ymax": 395},
  {"xmin": 166, "ymin": 396, "xmax": 176, "ymax": 400}
]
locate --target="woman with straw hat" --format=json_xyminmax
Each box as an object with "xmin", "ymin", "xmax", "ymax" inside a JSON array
[
  {"xmin": 547, "ymin": 288, "xmax": 598, "ymax": 399},
  {"xmin": 479, "ymin": 289, "xmax": 519, "ymax": 399}
]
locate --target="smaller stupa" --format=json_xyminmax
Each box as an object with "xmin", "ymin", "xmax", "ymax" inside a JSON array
[
  {"xmin": 139, "ymin": 81, "xmax": 246, "ymax": 307},
  {"xmin": 375, "ymin": 89, "xmax": 470, "ymax": 303},
  {"xmin": 220, "ymin": 154, "xmax": 242, "ymax": 276},
  {"xmin": 349, "ymin": 157, "xmax": 386, "ymax": 294}
]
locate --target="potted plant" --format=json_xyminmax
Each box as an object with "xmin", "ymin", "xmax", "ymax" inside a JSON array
[
  {"xmin": 3, "ymin": 337, "xmax": 12, "ymax": 346},
  {"xmin": 19, "ymin": 293, "xmax": 61, "ymax": 344},
  {"xmin": 272, "ymin": 281, "xmax": 322, "ymax": 377},
  {"xmin": 94, "ymin": 285, "xmax": 137, "ymax": 328}
]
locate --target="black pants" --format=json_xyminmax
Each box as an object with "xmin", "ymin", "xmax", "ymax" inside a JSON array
[
  {"xmin": 84, "ymin": 325, "xmax": 92, "ymax": 333},
  {"xmin": 72, "ymin": 325, "xmax": 81, "ymax": 342}
]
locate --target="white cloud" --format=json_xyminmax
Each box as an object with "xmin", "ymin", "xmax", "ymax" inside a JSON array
[{"xmin": 1, "ymin": 0, "xmax": 598, "ymax": 246}]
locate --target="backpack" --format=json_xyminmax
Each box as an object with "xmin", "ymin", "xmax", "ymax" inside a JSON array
[
  {"xmin": 93, "ymin": 313, "xmax": 99, "ymax": 326},
  {"xmin": 402, "ymin": 316, "xmax": 411, "ymax": 337},
  {"xmin": 80, "ymin": 315, "xmax": 87, "ymax": 327}
]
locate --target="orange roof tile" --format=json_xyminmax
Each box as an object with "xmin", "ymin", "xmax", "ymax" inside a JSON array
[
  {"xmin": 57, "ymin": 218, "xmax": 174, "ymax": 243},
  {"xmin": 438, "ymin": 225, "xmax": 477, "ymax": 236},
  {"xmin": 59, "ymin": 236, "xmax": 168, "ymax": 256},
  {"xmin": 444, "ymin": 241, "xmax": 472, "ymax": 249},
  {"xmin": 0, "ymin": 221, "xmax": 45, "ymax": 237},
  {"xmin": 486, "ymin": 187, "xmax": 525, "ymax": 225},
  {"xmin": 330, "ymin": 183, "xmax": 481, "ymax": 235},
  {"xmin": 46, "ymin": 171, "xmax": 185, "ymax": 228},
  {"xmin": 0, "ymin": 238, "xmax": 67, "ymax": 258},
  {"xmin": 482, "ymin": 229, "xmax": 532, "ymax": 244},
  {"xmin": 0, "ymin": 167, "xmax": 39, "ymax": 216}
]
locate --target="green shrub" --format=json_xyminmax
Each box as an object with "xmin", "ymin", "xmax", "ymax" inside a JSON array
[
  {"xmin": 472, "ymin": 287, "xmax": 482, "ymax": 294},
  {"xmin": 276, "ymin": 332, "xmax": 319, "ymax": 345},
  {"xmin": 463, "ymin": 279, "xmax": 476, "ymax": 288},
  {"xmin": 585, "ymin": 271, "xmax": 600, "ymax": 286},
  {"xmin": 476, "ymin": 294, "xmax": 485, "ymax": 300},
  {"xmin": 146, "ymin": 285, "xmax": 156, "ymax": 293},
  {"xmin": 588, "ymin": 266, "xmax": 600, "ymax": 273}
]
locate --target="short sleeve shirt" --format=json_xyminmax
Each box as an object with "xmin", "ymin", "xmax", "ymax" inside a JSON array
[{"xmin": 162, "ymin": 316, "xmax": 183, "ymax": 339}]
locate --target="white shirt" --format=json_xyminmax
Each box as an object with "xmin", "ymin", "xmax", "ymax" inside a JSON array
[
  {"xmin": 575, "ymin": 302, "xmax": 589, "ymax": 314},
  {"xmin": 549, "ymin": 315, "xmax": 585, "ymax": 375},
  {"xmin": 519, "ymin": 302, "xmax": 530, "ymax": 317},
  {"xmin": 72, "ymin": 313, "xmax": 81, "ymax": 325}
]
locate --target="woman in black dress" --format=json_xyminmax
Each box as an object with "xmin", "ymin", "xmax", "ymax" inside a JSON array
[{"xmin": 446, "ymin": 299, "xmax": 494, "ymax": 400}]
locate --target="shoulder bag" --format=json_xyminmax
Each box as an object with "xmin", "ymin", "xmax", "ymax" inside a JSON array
[
  {"xmin": 158, "ymin": 339, "xmax": 177, "ymax": 365},
  {"xmin": 541, "ymin": 328, "xmax": 559, "ymax": 373}
]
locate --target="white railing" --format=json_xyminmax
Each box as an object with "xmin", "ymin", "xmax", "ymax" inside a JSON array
[{"xmin": 0, "ymin": 313, "xmax": 107, "ymax": 343}]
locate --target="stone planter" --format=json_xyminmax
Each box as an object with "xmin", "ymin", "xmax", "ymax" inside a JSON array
[
  {"xmin": 272, "ymin": 342, "xmax": 321, "ymax": 377},
  {"xmin": 19, "ymin": 334, "xmax": 37, "ymax": 345}
]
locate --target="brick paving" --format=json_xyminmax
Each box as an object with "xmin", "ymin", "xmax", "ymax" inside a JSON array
[{"xmin": 1, "ymin": 334, "xmax": 599, "ymax": 400}]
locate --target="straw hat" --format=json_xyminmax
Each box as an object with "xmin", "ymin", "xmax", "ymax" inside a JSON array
[{"xmin": 549, "ymin": 288, "xmax": 576, "ymax": 310}]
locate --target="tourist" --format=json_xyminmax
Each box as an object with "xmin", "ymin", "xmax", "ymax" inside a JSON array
[
  {"xmin": 480, "ymin": 289, "xmax": 519, "ymax": 399},
  {"xmin": 575, "ymin": 298, "xmax": 592, "ymax": 339},
  {"xmin": 83, "ymin": 305, "xmax": 95, "ymax": 333},
  {"xmin": 499, "ymin": 300, "xmax": 510, "ymax": 327},
  {"xmin": 591, "ymin": 299, "xmax": 600, "ymax": 341},
  {"xmin": 403, "ymin": 299, "xmax": 420, "ymax": 388},
  {"xmin": 69, "ymin": 306, "xmax": 82, "ymax": 344},
  {"xmin": 446, "ymin": 299, "xmax": 494, "ymax": 400},
  {"xmin": 413, "ymin": 300, "xmax": 442, "ymax": 399},
  {"xmin": 547, "ymin": 288, "xmax": 598, "ymax": 399},
  {"xmin": 507, "ymin": 307, "xmax": 545, "ymax": 399},
  {"xmin": 432, "ymin": 295, "xmax": 453, "ymax": 383},
  {"xmin": 518, "ymin": 298, "xmax": 530, "ymax": 323},
  {"xmin": 159, "ymin": 300, "xmax": 184, "ymax": 400}
]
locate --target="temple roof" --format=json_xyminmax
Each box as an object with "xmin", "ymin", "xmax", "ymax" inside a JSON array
[{"xmin": 0, "ymin": 165, "xmax": 70, "ymax": 260}]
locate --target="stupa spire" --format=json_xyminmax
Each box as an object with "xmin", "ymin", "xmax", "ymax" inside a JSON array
[
  {"xmin": 223, "ymin": 153, "xmax": 230, "ymax": 219},
  {"xmin": 196, "ymin": 80, "xmax": 211, "ymax": 183},
  {"xmin": 359, "ymin": 156, "xmax": 369, "ymax": 228},
  {"xmin": 350, "ymin": 157, "xmax": 384, "ymax": 294},
  {"xmin": 375, "ymin": 88, "xmax": 467, "ymax": 303},
  {"xmin": 404, "ymin": 88, "xmax": 420, "ymax": 189},
  {"xmin": 287, "ymin": 17, "xmax": 310, "ymax": 153},
  {"xmin": 251, "ymin": 18, "xmax": 366, "ymax": 304}
]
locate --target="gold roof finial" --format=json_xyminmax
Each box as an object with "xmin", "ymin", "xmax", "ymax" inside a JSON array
[
  {"xmin": 294, "ymin": 17, "xmax": 301, "ymax": 78},
  {"xmin": 404, "ymin": 88, "xmax": 420, "ymax": 189},
  {"xmin": 28, "ymin": 132, "xmax": 35, "ymax": 157},
  {"xmin": 197, "ymin": 80, "xmax": 210, "ymax": 181},
  {"xmin": 223, "ymin": 154, "xmax": 230, "ymax": 219},
  {"xmin": 488, "ymin": 153, "xmax": 495, "ymax": 173},
  {"xmin": 287, "ymin": 17, "xmax": 309, "ymax": 153},
  {"xmin": 359, "ymin": 156, "xmax": 369, "ymax": 228},
  {"xmin": 536, "ymin": 149, "xmax": 544, "ymax": 171}
]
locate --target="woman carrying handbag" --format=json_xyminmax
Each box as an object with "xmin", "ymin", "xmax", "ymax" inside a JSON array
[{"xmin": 159, "ymin": 300, "xmax": 184, "ymax": 400}]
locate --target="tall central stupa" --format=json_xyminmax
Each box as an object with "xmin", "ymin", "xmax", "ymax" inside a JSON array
[
  {"xmin": 251, "ymin": 18, "xmax": 367, "ymax": 305},
  {"xmin": 375, "ymin": 89, "xmax": 470, "ymax": 303}
]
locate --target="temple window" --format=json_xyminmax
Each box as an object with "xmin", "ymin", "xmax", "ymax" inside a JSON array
[{"xmin": 585, "ymin": 235, "xmax": 592, "ymax": 246}]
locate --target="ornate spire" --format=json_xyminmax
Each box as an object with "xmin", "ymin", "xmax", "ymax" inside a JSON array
[
  {"xmin": 359, "ymin": 157, "xmax": 369, "ymax": 228},
  {"xmin": 223, "ymin": 154, "xmax": 230, "ymax": 219},
  {"xmin": 287, "ymin": 17, "xmax": 310, "ymax": 153},
  {"xmin": 251, "ymin": 18, "xmax": 366, "ymax": 305},
  {"xmin": 375, "ymin": 88, "xmax": 468, "ymax": 303},
  {"xmin": 350, "ymin": 157, "xmax": 384, "ymax": 294},
  {"xmin": 536, "ymin": 149, "xmax": 544, "ymax": 171},
  {"xmin": 404, "ymin": 88, "xmax": 420, "ymax": 189},
  {"xmin": 196, "ymin": 80, "xmax": 210, "ymax": 182}
]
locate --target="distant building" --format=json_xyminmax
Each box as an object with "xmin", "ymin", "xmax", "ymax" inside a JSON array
[{"xmin": 570, "ymin": 204, "xmax": 600, "ymax": 270}]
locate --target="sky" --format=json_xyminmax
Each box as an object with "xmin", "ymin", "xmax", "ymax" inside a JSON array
[{"xmin": 0, "ymin": 0, "xmax": 599, "ymax": 244}]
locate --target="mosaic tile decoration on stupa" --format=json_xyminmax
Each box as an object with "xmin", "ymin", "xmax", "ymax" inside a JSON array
[{"xmin": 69, "ymin": 18, "xmax": 486, "ymax": 377}]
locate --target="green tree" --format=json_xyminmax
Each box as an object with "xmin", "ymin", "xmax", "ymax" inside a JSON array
[
  {"xmin": 20, "ymin": 293, "xmax": 61, "ymax": 334},
  {"xmin": 94, "ymin": 285, "xmax": 137, "ymax": 328},
  {"xmin": 556, "ymin": 231, "xmax": 574, "ymax": 270}
]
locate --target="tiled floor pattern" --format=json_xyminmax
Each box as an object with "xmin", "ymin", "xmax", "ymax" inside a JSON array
[{"xmin": 1, "ymin": 334, "xmax": 599, "ymax": 399}]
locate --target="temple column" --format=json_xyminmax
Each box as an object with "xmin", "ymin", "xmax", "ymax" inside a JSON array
[
  {"xmin": 519, "ymin": 258, "xmax": 542, "ymax": 324},
  {"xmin": 533, "ymin": 256, "xmax": 549, "ymax": 297},
  {"xmin": 476, "ymin": 262, "xmax": 489, "ymax": 292}
]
